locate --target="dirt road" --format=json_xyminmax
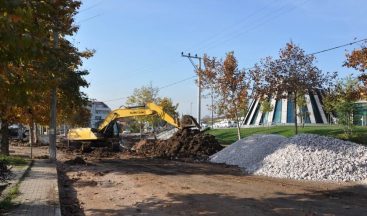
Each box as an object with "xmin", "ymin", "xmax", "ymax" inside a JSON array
[
  {"xmin": 57, "ymin": 154, "xmax": 367, "ymax": 216},
  {"xmin": 9, "ymin": 145, "xmax": 367, "ymax": 215}
]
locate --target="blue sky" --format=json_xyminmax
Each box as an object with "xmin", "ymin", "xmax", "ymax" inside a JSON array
[{"xmin": 73, "ymin": 0, "xmax": 367, "ymax": 117}]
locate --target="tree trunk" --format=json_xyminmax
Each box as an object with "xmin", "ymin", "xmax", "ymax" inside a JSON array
[
  {"xmin": 35, "ymin": 123, "xmax": 39, "ymax": 144},
  {"xmin": 293, "ymin": 95, "xmax": 298, "ymax": 135},
  {"xmin": 234, "ymin": 112, "xmax": 241, "ymax": 141},
  {"xmin": 0, "ymin": 119, "xmax": 10, "ymax": 155},
  {"xmin": 30, "ymin": 120, "xmax": 35, "ymax": 159}
]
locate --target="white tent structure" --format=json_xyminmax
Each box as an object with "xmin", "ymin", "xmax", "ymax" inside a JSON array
[{"xmin": 243, "ymin": 90, "xmax": 331, "ymax": 126}]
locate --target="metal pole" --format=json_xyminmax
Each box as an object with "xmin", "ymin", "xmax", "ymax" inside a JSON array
[
  {"xmin": 211, "ymin": 87, "xmax": 214, "ymax": 128},
  {"xmin": 198, "ymin": 58, "xmax": 202, "ymax": 126},
  {"xmin": 49, "ymin": 29, "xmax": 58, "ymax": 161},
  {"xmin": 181, "ymin": 52, "xmax": 202, "ymax": 126}
]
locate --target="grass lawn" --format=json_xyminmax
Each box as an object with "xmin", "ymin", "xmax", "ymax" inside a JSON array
[
  {"xmin": 207, "ymin": 125, "xmax": 367, "ymax": 146},
  {"xmin": 0, "ymin": 155, "xmax": 28, "ymax": 167},
  {"xmin": 0, "ymin": 155, "xmax": 29, "ymax": 211}
]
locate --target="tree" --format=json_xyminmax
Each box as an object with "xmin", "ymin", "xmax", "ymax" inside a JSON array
[
  {"xmin": 250, "ymin": 42, "xmax": 336, "ymax": 134},
  {"xmin": 199, "ymin": 52, "xmax": 249, "ymax": 140},
  {"xmin": 199, "ymin": 54, "xmax": 219, "ymax": 128},
  {"xmin": 296, "ymin": 95, "xmax": 309, "ymax": 128},
  {"xmin": 323, "ymin": 77, "xmax": 361, "ymax": 134},
  {"xmin": 260, "ymin": 99, "xmax": 273, "ymax": 128},
  {"xmin": 344, "ymin": 42, "xmax": 367, "ymax": 92},
  {"xmin": 126, "ymin": 82, "xmax": 159, "ymax": 106},
  {"xmin": 0, "ymin": 0, "xmax": 92, "ymax": 155},
  {"xmin": 126, "ymin": 83, "xmax": 179, "ymax": 133}
]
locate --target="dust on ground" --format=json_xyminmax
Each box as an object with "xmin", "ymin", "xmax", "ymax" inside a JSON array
[
  {"xmin": 57, "ymin": 154, "xmax": 367, "ymax": 216},
  {"xmin": 9, "ymin": 138, "xmax": 367, "ymax": 216}
]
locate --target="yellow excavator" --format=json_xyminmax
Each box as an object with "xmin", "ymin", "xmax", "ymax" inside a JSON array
[{"xmin": 67, "ymin": 102, "xmax": 200, "ymax": 144}]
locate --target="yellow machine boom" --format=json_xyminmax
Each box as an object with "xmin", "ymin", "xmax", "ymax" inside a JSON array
[
  {"xmin": 97, "ymin": 102, "xmax": 179, "ymax": 132},
  {"xmin": 67, "ymin": 102, "xmax": 198, "ymax": 141}
]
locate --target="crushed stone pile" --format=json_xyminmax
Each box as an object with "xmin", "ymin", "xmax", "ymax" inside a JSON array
[
  {"xmin": 133, "ymin": 129, "xmax": 223, "ymax": 159},
  {"xmin": 210, "ymin": 134, "xmax": 367, "ymax": 182},
  {"xmin": 210, "ymin": 134, "xmax": 287, "ymax": 173},
  {"xmin": 256, "ymin": 134, "xmax": 367, "ymax": 182}
]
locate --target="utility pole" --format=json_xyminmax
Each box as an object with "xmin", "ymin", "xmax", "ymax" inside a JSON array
[
  {"xmin": 49, "ymin": 1, "xmax": 58, "ymax": 161},
  {"xmin": 211, "ymin": 87, "xmax": 214, "ymax": 128},
  {"xmin": 181, "ymin": 52, "xmax": 202, "ymax": 125}
]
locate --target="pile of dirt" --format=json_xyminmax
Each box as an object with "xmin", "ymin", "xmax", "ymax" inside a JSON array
[
  {"xmin": 133, "ymin": 129, "xmax": 223, "ymax": 159},
  {"xmin": 64, "ymin": 156, "xmax": 87, "ymax": 165},
  {"xmin": 35, "ymin": 155, "xmax": 49, "ymax": 159},
  {"xmin": 84, "ymin": 147, "xmax": 119, "ymax": 159}
]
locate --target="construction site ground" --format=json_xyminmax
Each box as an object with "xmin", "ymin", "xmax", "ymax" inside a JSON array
[{"xmin": 10, "ymin": 145, "xmax": 367, "ymax": 216}]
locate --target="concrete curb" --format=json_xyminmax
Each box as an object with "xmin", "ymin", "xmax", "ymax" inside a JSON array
[
  {"xmin": 52, "ymin": 161, "xmax": 62, "ymax": 216},
  {"xmin": 0, "ymin": 160, "xmax": 34, "ymax": 203}
]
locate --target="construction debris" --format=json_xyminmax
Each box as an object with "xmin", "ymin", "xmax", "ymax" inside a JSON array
[{"xmin": 133, "ymin": 129, "xmax": 223, "ymax": 159}]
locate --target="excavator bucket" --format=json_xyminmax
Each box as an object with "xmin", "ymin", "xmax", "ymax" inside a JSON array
[{"xmin": 180, "ymin": 115, "xmax": 201, "ymax": 129}]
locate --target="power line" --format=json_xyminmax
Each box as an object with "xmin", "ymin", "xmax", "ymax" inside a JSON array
[
  {"xmin": 187, "ymin": 0, "xmax": 279, "ymax": 51},
  {"xmin": 100, "ymin": 76, "xmax": 196, "ymax": 103},
  {"xmin": 103, "ymin": 37, "xmax": 367, "ymax": 103},
  {"xmin": 159, "ymin": 75, "xmax": 196, "ymax": 90},
  {"xmin": 307, "ymin": 38, "xmax": 367, "ymax": 56},
  {"xmin": 79, "ymin": 0, "xmax": 105, "ymax": 13},
  {"xmin": 203, "ymin": 0, "xmax": 310, "ymax": 52},
  {"xmin": 102, "ymin": 97, "xmax": 127, "ymax": 103},
  {"xmin": 101, "ymin": 37, "xmax": 367, "ymax": 104},
  {"xmin": 77, "ymin": 14, "xmax": 103, "ymax": 24},
  {"xmin": 243, "ymin": 37, "xmax": 367, "ymax": 71}
]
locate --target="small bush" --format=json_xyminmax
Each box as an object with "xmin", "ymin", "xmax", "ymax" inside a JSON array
[
  {"xmin": 0, "ymin": 155, "xmax": 27, "ymax": 166},
  {"xmin": 0, "ymin": 161, "xmax": 12, "ymax": 182}
]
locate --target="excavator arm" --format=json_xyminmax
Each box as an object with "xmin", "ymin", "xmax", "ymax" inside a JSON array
[
  {"xmin": 68, "ymin": 102, "xmax": 198, "ymax": 141},
  {"xmin": 97, "ymin": 102, "xmax": 179, "ymax": 132}
]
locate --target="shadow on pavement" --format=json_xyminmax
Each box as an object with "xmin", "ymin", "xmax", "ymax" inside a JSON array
[{"xmin": 84, "ymin": 184, "xmax": 367, "ymax": 216}]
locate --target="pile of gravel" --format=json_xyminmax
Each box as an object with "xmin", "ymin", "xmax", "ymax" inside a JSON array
[
  {"xmin": 210, "ymin": 134, "xmax": 367, "ymax": 182},
  {"xmin": 210, "ymin": 134, "xmax": 287, "ymax": 173},
  {"xmin": 256, "ymin": 134, "xmax": 367, "ymax": 182}
]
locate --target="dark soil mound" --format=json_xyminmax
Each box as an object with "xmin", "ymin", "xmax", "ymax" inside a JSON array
[
  {"xmin": 64, "ymin": 156, "xmax": 86, "ymax": 165},
  {"xmin": 134, "ymin": 129, "xmax": 223, "ymax": 160},
  {"xmin": 86, "ymin": 148, "xmax": 115, "ymax": 159},
  {"xmin": 35, "ymin": 155, "xmax": 49, "ymax": 159}
]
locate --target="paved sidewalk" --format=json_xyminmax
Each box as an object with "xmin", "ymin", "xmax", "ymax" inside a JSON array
[{"xmin": 6, "ymin": 160, "xmax": 61, "ymax": 216}]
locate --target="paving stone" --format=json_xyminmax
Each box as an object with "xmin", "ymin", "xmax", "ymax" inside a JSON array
[{"xmin": 5, "ymin": 160, "xmax": 61, "ymax": 216}]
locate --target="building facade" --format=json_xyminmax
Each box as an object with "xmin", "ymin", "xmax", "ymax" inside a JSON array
[
  {"xmin": 354, "ymin": 101, "xmax": 367, "ymax": 126},
  {"xmin": 244, "ymin": 91, "xmax": 330, "ymax": 126},
  {"xmin": 89, "ymin": 101, "xmax": 111, "ymax": 128}
]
